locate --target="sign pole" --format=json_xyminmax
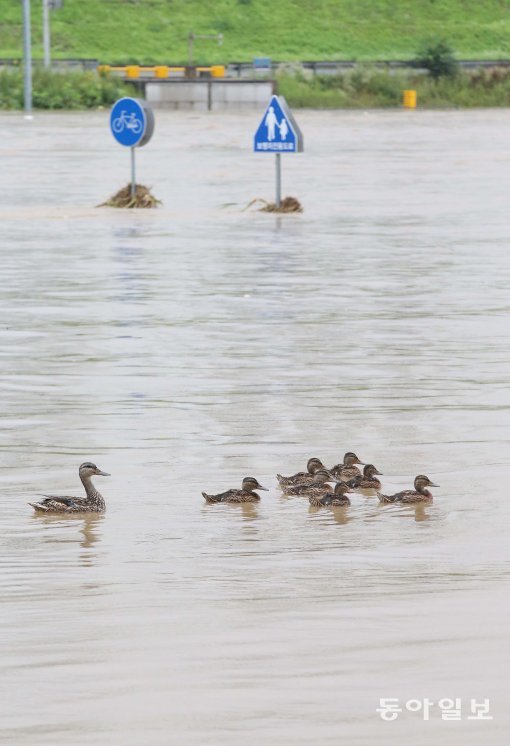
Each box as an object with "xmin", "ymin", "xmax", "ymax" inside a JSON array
[
  {"xmin": 275, "ymin": 153, "xmax": 281, "ymax": 208},
  {"xmin": 130, "ymin": 147, "xmax": 136, "ymax": 198},
  {"xmin": 42, "ymin": 0, "xmax": 51, "ymax": 69},
  {"xmin": 253, "ymin": 95, "xmax": 303, "ymax": 208},
  {"xmin": 22, "ymin": 0, "xmax": 32, "ymax": 115},
  {"xmin": 110, "ymin": 98, "xmax": 155, "ymax": 200}
]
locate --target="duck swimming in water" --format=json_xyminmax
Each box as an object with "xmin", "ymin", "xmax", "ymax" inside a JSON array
[
  {"xmin": 378, "ymin": 475, "xmax": 439, "ymax": 505},
  {"xmin": 283, "ymin": 469, "xmax": 336, "ymax": 497},
  {"xmin": 330, "ymin": 452, "xmax": 365, "ymax": 481},
  {"xmin": 28, "ymin": 462, "xmax": 110, "ymax": 514},
  {"xmin": 309, "ymin": 481, "xmax": 353, "ymax": 508},
  {"xmin": 347, "ymin": 464, "xmax": 383, "ymax": 491},
  {"xmin": 276, "ymin": 457, "xmax": 325, "ymax": 489},
  {"xmin": 202, "ymin": 477, "xmax": 268, "ymax": 504}
]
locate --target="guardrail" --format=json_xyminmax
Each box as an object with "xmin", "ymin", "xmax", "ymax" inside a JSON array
[
  {"xmin": 2, "ymin": 58, "xmax": 510, "ymax": 78},
  {"xmin": 0, "ymin": 57, "xmax": 99, "ymax": 70},
  {"xmin": 98, "ymin": 64, "xmax": 226, "ymax": 79},
  {"xmin": 227, "ymin": 59, "xmax": 510, "ymax": 77}
]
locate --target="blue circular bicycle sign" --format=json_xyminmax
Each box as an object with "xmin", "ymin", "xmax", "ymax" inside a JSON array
[{"xmin": 110, "ymin": 97, "xmax": 154, "ymax": 148}]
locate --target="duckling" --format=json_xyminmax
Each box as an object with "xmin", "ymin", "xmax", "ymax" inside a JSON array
[
  {"xmin": 309, "ymin": 481, "xmax": 352, "ymax": 508},
  {"xmin": 330, "ymin": 452, "xmax": 365, "ymax": 481},
  {"xmin": 283, "ymin": 468, "xmax": 336, "ymax": 497},
  {"xmin": 202, "ymin": 477, "xmax": 268, "ymax": 504},
  {"xmin": 28, "ymin": 462, "xmax": 110, "ymax": 514},
  {"xmin": 347, "ymin": 464, "xmax": 383, "ymax": 491},
  {"xmin": 378, "ymin": 475, "xmax": 439, "ymax": 505},
  {"xmin": 276, "ymin": 457, "xmax": 325, "ymax": 489}
]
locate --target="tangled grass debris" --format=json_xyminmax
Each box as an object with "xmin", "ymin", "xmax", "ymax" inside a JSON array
[
  {"xmin": 244, "ymin": 197, "xmax": 303, "ymax": 213},
  {"xmin": 98, "ymin": 184, "xmax": 161, "ymax": 209}
]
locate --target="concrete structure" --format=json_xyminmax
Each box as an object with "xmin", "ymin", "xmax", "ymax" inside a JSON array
[{"xmin": 140, "ymin": 79, "xmax": 275, "ymax": 111}]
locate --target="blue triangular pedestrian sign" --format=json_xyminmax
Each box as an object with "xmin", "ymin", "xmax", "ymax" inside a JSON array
[{"xmin": 254, "ymin": 95, "xmax": 304, "ymax": 153}]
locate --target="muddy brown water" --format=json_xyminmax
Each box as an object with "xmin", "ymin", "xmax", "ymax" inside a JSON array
[{"xmin": 1, "ymin": 109, "xmax": 509, "ymax": 744}]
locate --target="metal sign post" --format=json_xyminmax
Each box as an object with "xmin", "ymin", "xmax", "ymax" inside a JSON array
[
  {"xmin": 43, "ymin": 0, "xmax": 63, "ymax": 69},
  {"xmin": 253, "ymin": 95, "xmax": 303, "ymax": 207},
  {"xmin": 109, "ymin": 97, "xmax": 155, "ymax": 194},
  {"xmin": 42, "ymin": 0, "xmax": 50, "ymax": 68},
  {"xmin": 188, "ymin": 32, "xmax": 223, "ymax": 66},
  {"xmin": 22, "ymin": 0, "xmax": 32, "ymax": 114},
  {"xmin": 130, "ymin": 147, "xmax": 136, "ymax": 198},
  {"xmin": 275, "ymin": 153, "xmax": 281, "ymax": 208}
]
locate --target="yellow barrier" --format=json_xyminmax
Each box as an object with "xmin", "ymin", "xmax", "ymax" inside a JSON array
[
  {"xmin": 403, "ymin": 89, "xmax": 417, "ymax": 108},
  {"xmin": 154, "ymin": 66, "xmax": 169, "ymax": 78},
  {"xmin": 98, "ymin": 65, "xmax": 223, "ymax": 79},
  {"xmin": 125, "ymin": 65, "xmax": 141, "ymax": 79}
]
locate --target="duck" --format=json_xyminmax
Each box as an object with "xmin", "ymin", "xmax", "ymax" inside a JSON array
[
  {"xmin": 202, "ymin": 477, "xmax": 268, "ymax": 504},
  {"xmin": 283, "ymin": 468, "xmax": 336, "ymax": 497},
  {"xmin": 378, "ymin": 475, "xmax": 439, "ymax": 505},
  {"xmin": 276, "ymin": 457, "xmax": 325, "ymax": 489},
  {"xmin": 330, "ymin": 452, "xmax": 365, "ymax": 481},
  {"xmin": 28, "ymin": 462, "xmax": 110, "ymax": 514},
  {"xmin": 347, "ymin": 464, "xmax": 383, "ymax": 491},
  {"xmin": 309, "ymin": 481, "xmax": 353, "ymax": 508}
]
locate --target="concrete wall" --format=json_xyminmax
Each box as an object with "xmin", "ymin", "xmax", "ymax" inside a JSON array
[{"xmin": 144, "ymin": 80, "xmax": 275, "ymax": 111}]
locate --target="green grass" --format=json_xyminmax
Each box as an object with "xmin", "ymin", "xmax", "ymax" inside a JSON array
[
  {"xmin": 1, "ymin": 1, "xmax": 510, "ymax": 64},
  {"xmin": 278, "ymin": 66, "xmax": 510, "ymax": 108},
  {"xmin": 0, "ymin": 69, "xmax": 133, "ymax": 109}
]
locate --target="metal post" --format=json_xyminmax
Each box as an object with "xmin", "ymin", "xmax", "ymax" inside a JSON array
[
  {"xmin": 130, "ymin": 147, "xmax": 136, "ymax": 198},
  {"xmin": 188, "ymin": 33, "xmax": 194, "ymax": 66},
  {"xmin": 42, "ymin": 0, "xmax": 51, "ymax": 68},
  {"xmin": 22, "ymin": 0, "xmax": 32, "ymax": 114},
  {"xmin": 275, "ymin": 153, "xmax": 281, "ymax": 209},
  {"xmin": 188, "ymin": 32, "xmax": 222, "ymax": 67}
]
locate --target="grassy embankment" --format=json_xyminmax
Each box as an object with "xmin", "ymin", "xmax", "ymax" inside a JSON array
[{"xmin": 1, "ymin": 0, "xmax": 510, "ymax": 63}]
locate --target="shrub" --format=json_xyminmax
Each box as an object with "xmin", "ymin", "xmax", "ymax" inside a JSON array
[
  {"xmin": 414, "ymin": 38, "xmax": 458, "ymax": 79},
  {"xmin": 0, "ymin": 68, "xmax": 134, "ymax": 110}
]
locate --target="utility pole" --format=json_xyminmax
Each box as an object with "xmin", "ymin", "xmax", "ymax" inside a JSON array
[
  {"xmin": 42, "ymin": 0, "xmax": 51, "ymax": 68},
  {"xmin": 187, "ymin": 32, "xmax": 223, "ymax": 67},
  {"xmin": 22, "ymin": 0, "xmax": 32, "ymax": 114}
]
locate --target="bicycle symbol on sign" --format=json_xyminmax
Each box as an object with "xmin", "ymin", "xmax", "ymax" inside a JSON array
[{"xmin": 112, "ymin": 111, "xmax": 143, "ymax": 135}]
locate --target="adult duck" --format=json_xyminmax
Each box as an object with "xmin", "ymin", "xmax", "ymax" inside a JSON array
[
  {"xmin": 309, "ymin": 481, "xmax": 353, "ymax": 508},
  {"xmin": 202, "ymin": 477, "xmax": 268, "ymax": 504},
  {"xmin": 283, "ymin": 469, "xmax": 336, "ymax": 497},
  {"xmin": 276, "ymin": 457, "xmax": 325, "ymax": 489},
  {"xmin": 330, "ymin": 452, "xmax": 365, "ymax": 481},
  {"xmin": 378, "ymin": 475, "xmax": 439, "ymax": 505},
  {"xmin": 28, "ymin": 462, "xmax": 110, "ymax": 514},
  {"xmin": 347, "ymin": 464, "xmax": 383, "ymax": 491}
]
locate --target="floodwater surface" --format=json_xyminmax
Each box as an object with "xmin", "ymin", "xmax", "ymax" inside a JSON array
[{"xmin": 1, "ymin": 109, "xmax": 509, "ymax": 744}]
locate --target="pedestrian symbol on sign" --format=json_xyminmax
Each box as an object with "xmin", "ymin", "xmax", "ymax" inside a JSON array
[
  {"xmin": 264, "ymin": 105, "xmax": 290, "ymax": 142},
  {"xmin": 265, "ymin": 106, "xmax": 278, "ymax": 141}
]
